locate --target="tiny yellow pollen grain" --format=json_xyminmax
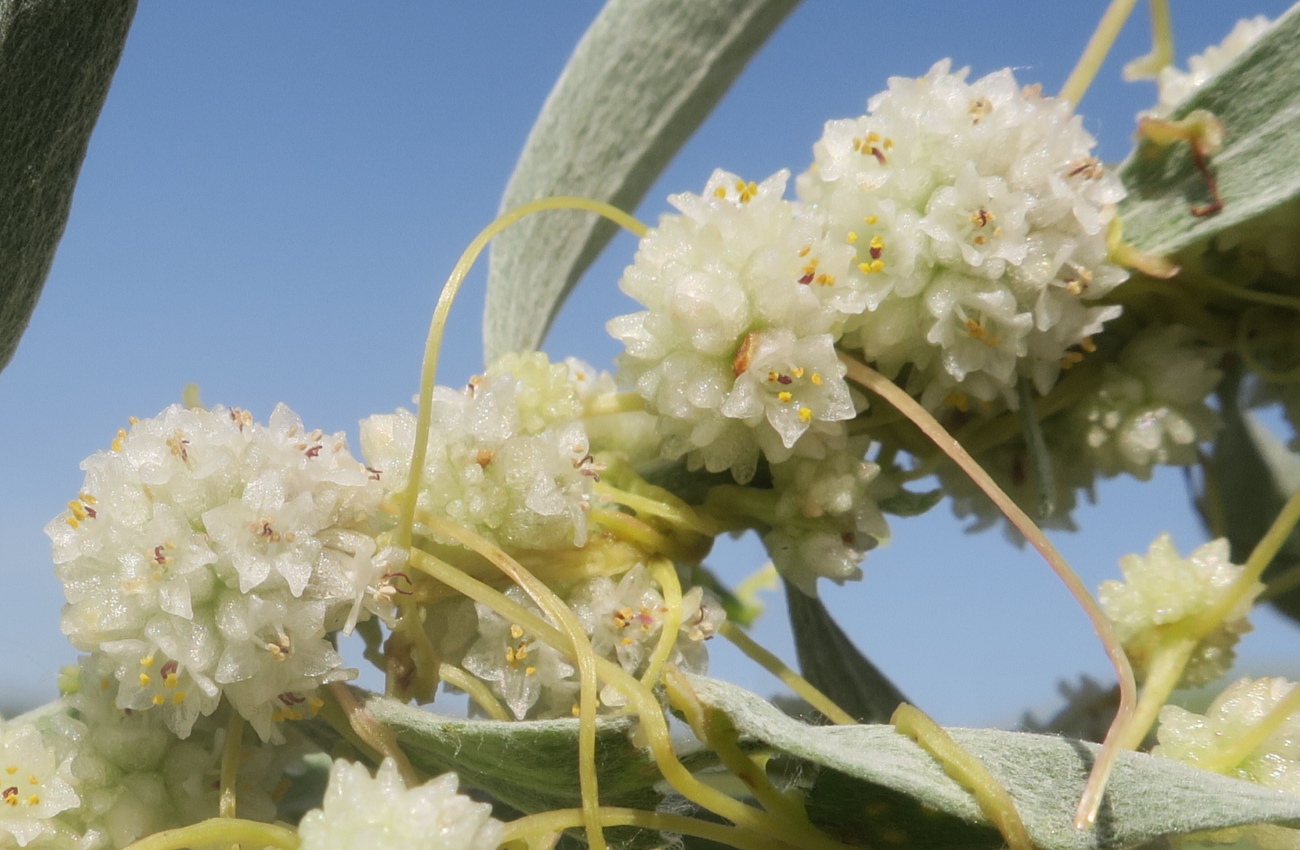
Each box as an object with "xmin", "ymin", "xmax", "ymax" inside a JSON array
[
  {"xmin": 869, "ymin": 235, "xmax": 884, "ymax": 250},
  {"xmin": 777, "ymin": 391, "xmax": 793, "ymax": 403},
  {"xmin": 151, "ymin": 694, "xmax": 165, "ymax": 706},
  {"xmin": 172, "ymin": 692, "xmax": 186, "ymax": 704},
  {"xmin": 4, "ymin": 766, "xmax": 16, "ymax": 775},
  {"xmin": 858, "ymin": 262, "xmax": 872, "ymax": 274},
  {"xmin": 864, "ymin": 215, "xmax": 878, "ymax": 225},
  {"xmin": 870, "ymin": 260, "xmax": 885, "ymax": 273},
  {"xmin": 525, "ymin": 666, "xmax": 537, "ymax": 677},
  {"xmin": 713, "ymin": 186, "xmax": 726, "ymax": 199},
  {"xmin": 163, "ymin": 673, "xmax": 178, "ymax": 688},
  {"xmin": 798, "ymin": 407, "xmax": 812, "ymax": 423},
  {"xmin": 140, "ymin": 655, "xmax": 155, "ymax": 667},
  {"xmin": 26, "ymin": 795, "xmax": 39, "ymax": 807},
  {"xmin": 790, "ymin": 366, "xmax": 805, "ymax": 378},
  {"xmin": 811, "ymin": 373, "xmax": 823, "ymax": 385},
  {"xmin": 817, "ymin": 273, "xmax": 835, "ymax": 286},
  {"xmin": 797, "ymin": 244, "xmax": 811, "ymax": 257},
  {"xmin": 846, "ymin": 231, "xmax": 859, "ymax": 243},
  {"xmin": 139, "ymin": 673, "xmax": 151, "ymax": 687},
  {"xmin": 621, "ymin": 637, "xmax": 635, "ymax": 646}
]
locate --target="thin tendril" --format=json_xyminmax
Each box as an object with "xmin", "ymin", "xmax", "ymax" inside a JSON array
[
  {"xmin": 641, "ymin": 558, "xmax": 685, "ymax": 689},
  {"xmin": 594, "ymin": 481, "xmax": 724, "ymax": 537},
  {"xmin": 218, "ymin": 712, "xmax": 245, "ymax": 819},
  {"xmin": 438, "ymin": 662, "xmax": 511, "ymax": 721},
  {"xmin": 497, "ymin": 807, "xmax": 794, "ymax": 850},
  {"xmin": 719, "ymin": 621, "xmax": 855, "ymax": 726},
  {"xmin": 838, "ymin": 352, "xmax": 1135, "ymax": 829},
  {"xmin": 1059, "ymin": 0, "xmax": 1142, "ymax": 105},
  {"xmin": 120, "ymin": 818, "xmax": 300, "ymax": 850},
  {"xmin": 396, "ymin": 196, "xmax": 648, "ymax": 551},
  {"xmin": 324, "ymin": 682, "xmax": 420, "ymax": 787}
]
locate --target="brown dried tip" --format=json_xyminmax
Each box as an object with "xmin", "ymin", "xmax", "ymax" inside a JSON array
[{"xmin": 732, "ymin": 332, "xmax": 759, "ymax": 377}]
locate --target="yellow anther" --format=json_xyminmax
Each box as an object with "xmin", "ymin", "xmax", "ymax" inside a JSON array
[
  {"xmin": 163, "ymin": 673, "xmax": 178, "ymax": 688},
  {"xmin": 151, "ymin": 694, "xmax": 165, "ymax": 706},
  {"xmin": 965, "ymin": 319, "xmax": 986, "ymax": 339},
  {"xmin": 25, "ymin": 795, "xmax": 39, "ymax": 806},
  {"xmin": 1081, "ymin": 337, "xmax": 1097, "ymax": 353},
  {"xmin": 525, "ymin": 666, "xmax": 537, "ymax": 676},
  {"xmin": 846, "ymin": 231, "xmax": 859, "ymax": 244},
  {"xmin": 798, "ymin": 407, "xmax": 813, "ymax": 423},
  {"xmin": 864, "ymin": 215, "xmax": 878, "ymax": 225},
  {"xmin": 869, "ymin": 235, "xmax": 885, "ymax": 250},
  {"xmin": 139, "ymin": 673, "xmax": 151, "ymax": 687},
  {"xmin": 173, "ymin": 691, "xmax": 187, "ymax": 703},
  {"xmin": 621, "ymin": 637, "xmax": 636, "ymax": 646},
  {"xmin": 790, "ymin": 367, "xmax": 805, "ymax": 378},
  {"xmin": 509, "ymin": 624, "xmax": 524, "ymax": 640},
  {"xmin": 5, "ymin": 767, "xmax": 16, "ymax": 776},
  {"xmin": 798, "ymin": 244, "xmax": 811, "ymax": 257},
  {"xmin": 713, "ymin": 186, "xmax": 727, "ymax": 198},
  {"xmin": 27, "ymin": 775, "xmax": 37, "ymax": 785},
  {"xmin": 80, "ymin": 493, "xmax": 96, "ymax": 505},
  {"xmin": 1061, "ymin": 352, "xmax": 1085, "ymax": 369},
  {"xmin": 140, "ymin": 656, "xmax": 155, "ymax": 668},
  {"xmin": 766, "ymin": 371, "xmax": 780, "ymax": 383},
  {"xmin": 816, "ymin": 273, "xmax": 835, "ymax": 285},
  {"xmin": 308, "ymin": 696, "xmax": 324, "ymax": 711},
  {"xmin": 777, "ymin": 391, "xmax": 793, "ymax": 403},
  {"xmin": 811, "ymin": 373, "xmax": 823, "ymax": 385}
]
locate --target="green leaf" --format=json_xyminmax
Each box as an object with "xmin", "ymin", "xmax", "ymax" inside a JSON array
[
  {"xmin": 878, "ymin": 486, "xmax": 943, "ymax": 518},
  {"xmin": 689, "ymin": 675, "xmax": 1300, "ymax": 850},
  {"xmin": 786, "ymin": 581, "xmax": 908, "ymax": 724},
  {"xmin": 483, "ymin": 0, "xmax": 799, "ymax": 362},
  {"xmin": 1202, "ymin": 367, "xmax": 1300, "ymax": 624},
  {"xmin": 0, "ymin": 0, "xmax": 136, "ymax": 374},
  {"xmin": 1118, "ymin": 3, "xmax": 1300, "ymax": 257}
]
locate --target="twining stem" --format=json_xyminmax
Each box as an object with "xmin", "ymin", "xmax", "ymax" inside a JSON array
[
  {"xmin": 395, "ymin": 196, "xmax": 648, "ymax": 551},
  {"xmin": 120, "ymin": 818, "xmax": 299, "ymax": 850},
  {"xmin": 403, "ymin": 546, "xmax": 857, "ymax": 850},
  {"xmin": 642, "ymin": 558, "xmax": 686, "ymax": 690},
  {"xmin": 838, "ymin": 353, "xmax": 1135, "ymax": 830},
  {"xmin": 1118, "ymin": 637, "xmax": 1198, "ymax": 750},
  {"xmin": 594, "ymin": 480, "xmax": 724, "ymax": 537},
  {"xmin": 1059, "ymin": 0, "xmax": 1142, "ymax": 105},
  {"xmin": 1122, "ymin": 0, "xmax": 1173, "ymax": 80},
  {"xmin": 325, "ymin": 682, "xmax": 420, "ymax": 787},
  {"xmin": 218, "ymin": 713, "xmax": 245, "ymax": 819},
  {"xmin": 719, "ymin": 621, "xmax": 856, "ymax": 726},
  {"xmin": 438, "ymin": 662, "xmax": 511, "ymax": 721},
  {"xmin": 1197, "ymin": 683, "xmax": 1300, "ymax": 773},
  {"xmin": 664, "ymin": 667, "xmax": 812, "ymax": 828},
  {"xmin": 893, "ymin": 704, "xmax": 1033, "ymax": 850},
  {"xmin": 498, "ymin": 807, "xmax": 795, "ymax": 850}
]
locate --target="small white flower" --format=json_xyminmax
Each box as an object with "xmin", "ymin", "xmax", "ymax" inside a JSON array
[
  {"xmin": 462, "ymin": 587, "xmax": 576, "ymax": 720},
  {"xmin": 299, "ymin": 759, "xmax": 503, "ymax": 850},
  {"xmin": 1073, "ymin": 325, "xmax": 1223, "ymax": 479},
  {"xmin": 0, "ymin": 719, "xmax": 79, "ymax": 848},
  {"xmin": 1100, "ymin": 534, "xmax": 1261, "ymax": 685}
]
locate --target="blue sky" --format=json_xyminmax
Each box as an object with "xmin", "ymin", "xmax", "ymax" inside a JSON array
[{"xmin": 2, "ymin": 2, "xmax": 1296, "ymax": 725}]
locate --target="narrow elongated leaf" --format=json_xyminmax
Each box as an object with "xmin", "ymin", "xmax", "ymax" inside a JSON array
[
  {"xmin": 786, "ymin": 580, "xmax": 908, "ymax": 724},
  {"xmin": 1202, "ymin": 368, "xmax": 1300, "ymax": 624},
  {"xmin": 1118, "ymin": 3, "xmax": 1300, "ymax": 256},
  {"xmin": 689, "ymin": 675, "xmax": 1300, "ymax": 850},
  {"xmin": 0, "ymin": 0, "xmax": 136, "ymax": 373},
  {"xmin": 484, "ymin": 0, "xmax": 799, "ymax": 362}
]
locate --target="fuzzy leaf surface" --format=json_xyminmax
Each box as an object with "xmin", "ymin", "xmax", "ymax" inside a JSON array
[
  {"xmin": 483, "ymin": 0, "xmax": 798, "ymax": 362},
  {"xmin": 1118, "ymin": 3, "xmax": 1300, "ymax": 256},
  {"xmin": 0, "ymin": 0, "xmax": 135, "ymax": 373},
  {"xmin": 689, "ymin": 675, "xmax": 1300, "ymax": 850}
]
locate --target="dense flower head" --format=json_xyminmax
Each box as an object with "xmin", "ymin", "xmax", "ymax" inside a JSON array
[
  {"xmin": 1156, "ymin": 677, "xmax": 1300, "ymax": 849},
  {"xmin": 48, "ymin": 404, "xmax": 389, "ymax": 741},
  {"xmin": 1099, "ymin": 534, "xmax": 1261, "ymax": 685},
  {"xmin": 298, "ymin": 759, "xmax": 503, "ymax": 850},
  {"xmin": 1155, "ymin": 15, "xmax": 1273, "ymax": 114},
  {"xmin": 607, "ymin": 169, "xmax": 858, "ymax": 483},
  {"xmin": 763, "ymin": 448, "xmax": 890, "ymax": 595},
  {"xmin": 361, "ymin": 356, "xmax": 597, "ymax": 552},
  {"xmin": 798, "ymin": 60, "xmax": 1127, "ymax": 410},
  {"xmin": 0, "ymin": 714, "xmax": 78, "ymax": 849},
  {"xmin": 1072, "ymin": 325, "xmax": 1223, "ymax": 479}
]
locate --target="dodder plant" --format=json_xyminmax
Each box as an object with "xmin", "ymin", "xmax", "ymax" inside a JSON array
[{"xmin": 6, "ymin": 2, "xmax": 1300, "ymax": 849}]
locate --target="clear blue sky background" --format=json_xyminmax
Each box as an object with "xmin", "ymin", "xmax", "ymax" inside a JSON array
[{"xmin": 2, "ymin": 2, "xmax": 1296, "ymax": 725}]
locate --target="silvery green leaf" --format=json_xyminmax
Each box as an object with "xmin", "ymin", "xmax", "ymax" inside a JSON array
[
  {"xmin": 484, "ymin": 0, "xmax": 798, "ymax": 362},
  {"xmin": 1118, "ymin": 3, "xmax": 1300, "ymax": 256},
  {"xmin": 0, "ymin": 0, "xmax": 136, "ymax": 373},
  {"xmin": 689, "ymin": 674, "xmax": 1300, "ymax": 850}
]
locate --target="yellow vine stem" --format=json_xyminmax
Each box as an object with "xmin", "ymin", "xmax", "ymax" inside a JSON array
[
  {"xmin": 217, "ymin": 713, "xmax": 245, "ymax": 819},
  {"xmin": 718, "ymin": 621, "xmax": 856, "ymax": 726},
  {"xmin": 892, "ymin": 704, "xmax": 1033, "ymax": 850},
  {"xmin": 838, "ymin": 353, "xmax": 1136, "ymax": 830},
  {"xmin": 664, "ymin": 666, "xmax": 813, "ymax": 828},
  {"xmin": 1196, "ymin": 683, "xmax": 1300, "ymax": 774},
  {"xmin": 395, "ymin": 196, "xmax": 648, "ymax": 551},
  {"xmin": 324, "ymin": 681, "xmax": 421, "ymax": 788},
  {"xmin": 410, "ymin": 510, "xmax": 608, "ymax": 850},
  {"xmin": 1059, "ymin": 0, "xmax": 1142, "ymax": 105},
  {"xmin": 120, "ymin": 818, "xmax": 300, "ymax": 850},
  {"xmin": 594, "ymin": 480, "xmax": 724, "ymax": 538},
  {"xmin": 1121, "ymin": 0, "xmax": 1173, "ymax": 80},
  {"xmin": 588, "ymin": 506, "xmax": 691, "ymax": 559},
  {"xmin": 402, "ymin": 546, "xmax": 857, "ymax": 850},
  {"xmin": 641, "ymin": 558, "xmax": 686, "ymax": 689},
  {"xmin": 498, "ymin": 807, "xmax": 795, "ymax": 850},
  {"xmin": 438, "ymin": 662, "xmax": 511, "ymax": 722}
]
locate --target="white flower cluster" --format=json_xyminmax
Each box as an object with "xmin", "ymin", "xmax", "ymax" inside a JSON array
[
  {"xmin": 446, "ymin": 568, "xmax": 724, "ymax": 720},
  {"xmin": 0, "ymin": 713, "xmax": 78, "ymax": 849},
  {"xmin": 1154, "ymin": 15, "xmax": 1273, "ymax": 114},
  {"xmin": 361, "ymin": 353, "xmax": 598, "ymax": 552},
  {"xmin": 298, "ymin": 759, "xmax": 503, "ymax": 850},
  {"xmin": 607, "ymin": 169, "xmax": 857, "ymax": 484},
  {"xmin": 799, "ymin": 60, "xmax": 1127, "ymax": 411},
  {"xmin": 762, "ymin": 448, "xmax": 890, "ymax": 595},
  {"xmin": 1156, "ymin": 677, "xmax": 1300, "ymax": 849},
  {"xmin": 1072, "ymin": 326, "xmax": 1223, "ymax": 479},
  {"xmin": 49, "ymin": 404, "xmax": 392, "ymax": 742},
  {"xmin": 1099, "ymin": 534, "xmax": 1262, "ymax": 685}
]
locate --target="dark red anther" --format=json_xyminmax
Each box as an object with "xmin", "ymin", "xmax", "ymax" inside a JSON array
[
  {"xmin": 798, "ymin": 273, "xmax": 814, "ymax": 285},
  {"xmin": 776, "ymin": 374, "xmax": 793, "ymax": 385}
]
